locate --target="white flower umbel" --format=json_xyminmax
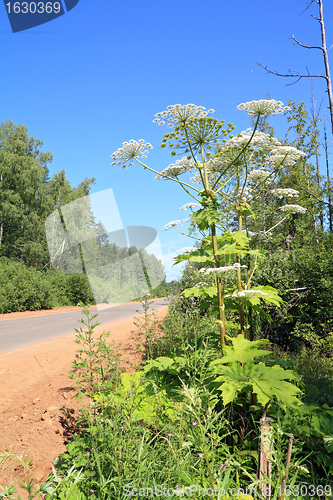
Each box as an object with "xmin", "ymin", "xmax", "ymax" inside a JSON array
[
  {"xmin": 200, "ymin": 263, "xmax": 247, "ymax": 275},
  {"xmin": 179, "ymin": 203, "xmax": 201, "ymax": 211},
  {"xmin": 248, "ymin": 230, "xmax": 272, "ymax": 240},
  {"xmin": 248, "ymin": 169, "xmax": 271, "ymax": 183},
  {"xmin": 222, "ymin": 129, "xmax": 281, "ymax": 150},
  {"xmin": 154, "ymin": 157, "xmax": 195, "ymax": 180},
  {"xmin": 237, "ymin": 99, "xmax": 290, "ymax": 117},
  {"xmin": 153, "ymin": 104, "xmax": 215, "ymax": 127},
  {"xmin": 111, "ymin": 139, "xmax": 153, "ymax": 167},
  {"xmin": 279, "ymin": 204, "xmax": 307, "ymax": 215},
  {"xmin": 162, "ymin": 220, "xmax": 183, "ymax": 231},
  {"xmin": 205, "ymin": 157, "xmax": 231, "ymax": 172},
  {"xmin": 177, "ymin": 246, "xmax": 196, "ymax": 253},
  {"xmin": 270, "ymin": 188, "xmax": 299, "ymax": 199},
  {"xmin": 269, "ymin": 146, "xmax": 306, "ymax": 168},
  {"xmin": 230, "ymin": 186, "xmax": 254, "ymax": 202},
  {"xmin": 190, "ymin": 173, "xmax": 201, "ymax": 184},
  {"xmin": 231, "ymin": 290, "xmax": 268, "ymax": 297}
]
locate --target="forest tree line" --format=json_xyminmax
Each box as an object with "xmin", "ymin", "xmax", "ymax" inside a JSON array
[{"xmin": 0, "ymin": 120, "xmax": 168, "ymax": 313}]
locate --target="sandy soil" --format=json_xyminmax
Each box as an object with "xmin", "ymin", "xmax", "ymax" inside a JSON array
[{"xmin": 0, "ymin": 303, "xmax": 168, "ymax": 498}]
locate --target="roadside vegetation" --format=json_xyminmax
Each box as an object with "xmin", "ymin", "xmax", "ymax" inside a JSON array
[{"xmin": 1, "ymin": 99, "xmax": 333, "ymax": 498}]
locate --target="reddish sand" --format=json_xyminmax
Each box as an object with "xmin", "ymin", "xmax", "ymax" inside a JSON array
[{"xmin": 0, "ymin": 303, "xmax": 168, "ymax": 498}]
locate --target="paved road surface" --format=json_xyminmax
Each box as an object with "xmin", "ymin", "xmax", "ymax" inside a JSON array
[{"xmin": 0, "ymin": 299, "xmax": 167, "ymax": 353}]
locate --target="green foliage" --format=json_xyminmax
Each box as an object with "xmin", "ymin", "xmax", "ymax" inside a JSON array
[
  {"xmin": 210, "ymin": 335, "xmax": 302, "ymax": 408},
  {"xmin": 150, "ymin": 278, "xmax": 170, "ymax": 298},
  {"xmin": 64, "ymin": 274, "xmax": 94, "ymax": 305},
  {"xmin": 3, "ymin": 100, "xmax": 333, "ymax": 496},
  {"xmin": 70, "ymin": 308, "xmax": 120, "ymax": 396},
  {"xmin": 0, "ymin": 121, "xmax": 96, "ymax": 269},
  {"xmin": 2, "ymin": 296, "xmax": 332, "ymax": 496},
  {"xmin": 132, "ymin": 296, "xmax": 164, "ymax": 360},
  {"xmin": 0, "ymin": 257, "xmax": 56, "ymax": 313},
  {"xmin": 0, "ymin": 257, "xmax": 95, "ymax": 313},
  {"xmin": 253, "ymin": 234, "xmax": 333, "ymax": 353},
  {"xmin": 190, "ymin": 197, "xmax": 222, "ymax": 230},
  {"xmin": 94, "ymin": 370, "xmax": 181, "ymax": 426}
]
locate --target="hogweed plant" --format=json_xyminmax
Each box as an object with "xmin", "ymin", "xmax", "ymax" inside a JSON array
[
  {"xmin": 111, "ymin": 99, "xmax": 310, "ymax": 463},
  {"xmin": 111, "ymin": 100, "xmax": 307, "ymax": 356}
]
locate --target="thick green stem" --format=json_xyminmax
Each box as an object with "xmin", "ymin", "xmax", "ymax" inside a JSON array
[
  {"xmin": 211, "ymin": 224, "xmax": 227, "ymax": 351},
  {"xmin": 200, "ymin": 145, "xmax": 226, "ymax": 352},
  {"xmin": 184, "ymin": 127, "xmax": 206, "ymax": 188},
  {"xmin": 237, "ymin": 210, "xmax": 245, "ymax": 337},
  {"xmin": 201, "ymin": 145, "xmax": 210, "ymax": 191}
]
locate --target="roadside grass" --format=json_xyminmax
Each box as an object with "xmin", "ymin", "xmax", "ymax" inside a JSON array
[{"xmin": 1, "ymin": 296, "xmax": 333, "ymax": 499}]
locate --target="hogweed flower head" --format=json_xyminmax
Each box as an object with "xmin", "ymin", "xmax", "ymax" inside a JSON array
[
  {"xmin": 200, "ymin": 263, "xmax": 247, "ymax": 275},
  {"xmin": 222, "ymin": 129, "xmax": 281, "ymax": 150},
  {"xmin": 228, "ymin": 290, "xmax": 269, "ymax": 298},
  {"xmin": 269, "ymin": 145, "xmax": 306, "ymax": 168},
  {"xmin": 177, "ymin": 246, "xmax": 196, "ymax": 253},
  {"xmin": 110, "ymin": 139, "xmax": 153, "ymax": 167},
  {"xmin": 153, "ymin": 104, "xmax": 214, "ymax": 127},
  {"xmin": 270, "ymin": 188, "xmax": 299, "ymax": 199},
  {"xmin": 162, "ymin": 220, "xmax": 183, "ymax": 231},
  {"xmin": 249, "ymin": 169, "xmax": 271, "ymax": 183},
  {"xmin": 248, "ymin": 230, "xmax": 272, "ymax": 240},
  {"xmin": 154, "ymin": 157, "xmax": 195, "ymax": 180},
  {"xmin": 279, "ymin": 204, "xmax": 307, "ymax": 214},
  {"xmin": 179, "ymin": 203, "xmax": 201, "ymax": 211},
  {"xmin": 205, "ymin": 156, "xmax": 231, "ymax": 172},
  {"xmin": 237, "ymin": 99, "xmax": 290, "ymax": 117}
]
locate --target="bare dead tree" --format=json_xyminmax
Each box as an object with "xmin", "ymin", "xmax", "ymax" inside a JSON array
[
  {"xmin": 257, "ymin": 0, "xmax": 333, "ymax": 137},
  {"xmin": 310, "ymin": 80, "xmax": 324, "ymax": 227},
  {"xmin": 323, "ymin": 115, "xmax": 333, "ymax": 231}
]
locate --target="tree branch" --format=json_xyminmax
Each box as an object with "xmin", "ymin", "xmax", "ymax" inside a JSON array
[
  {"xmin": 292, "ymin": 34, "xmax": 323, "ymax": 51},
  {"xmin": 299, "ymin": 0, "xmax": 316, "ymax": 16},
  {"xmin": 258, "ymin": 0, "xmax": 333, "ymax": 136},
  {"xmin": 256, "ymin": 62, "xmax": 327, "ymax": 86},
  {"xmin": 295, "ymin": 182, "xmax": 333, "ymax": 207}
]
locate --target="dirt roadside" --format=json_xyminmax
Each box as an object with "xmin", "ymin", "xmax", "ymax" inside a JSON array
[{"xmin": 0, "ymin": 303, "xmax": 168, "ymax": 498}]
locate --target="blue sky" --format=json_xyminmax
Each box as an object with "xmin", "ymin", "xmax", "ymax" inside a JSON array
[{"xmin": 1, "ymin": 0, "xmax": 333, "ymax": 281}]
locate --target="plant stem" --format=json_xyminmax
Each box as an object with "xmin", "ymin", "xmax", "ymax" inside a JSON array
[
  {"xmin": 237, "ymin": 209, "xmax": 245, "ymax": 337},
  {"xmin": 135, "ymin": 158, "xmax": 200, "ymax": 193},
  {"xmin": 211, "ymin": 223, "xmax": 226, "ymax": 352}
]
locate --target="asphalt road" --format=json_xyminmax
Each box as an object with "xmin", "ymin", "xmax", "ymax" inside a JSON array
[{"xmin": 0, "ymin": 298, "xmax": 168, "ymax": 354}]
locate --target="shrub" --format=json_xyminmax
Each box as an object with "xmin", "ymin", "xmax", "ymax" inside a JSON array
[
  {"xmin": 64, "ymin": 273, "xmax": 95, "ymax": 306},
  {"xmin": 253, "ymin": 235, "xmax": 333, "ymax": 353},
  {"xmin": 0, "ymin": 257, "xmax": 56, "ymax": 313},
  {"xmin": 0, "ymin": 257, "xmax": 95, "ymax": 313}
]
